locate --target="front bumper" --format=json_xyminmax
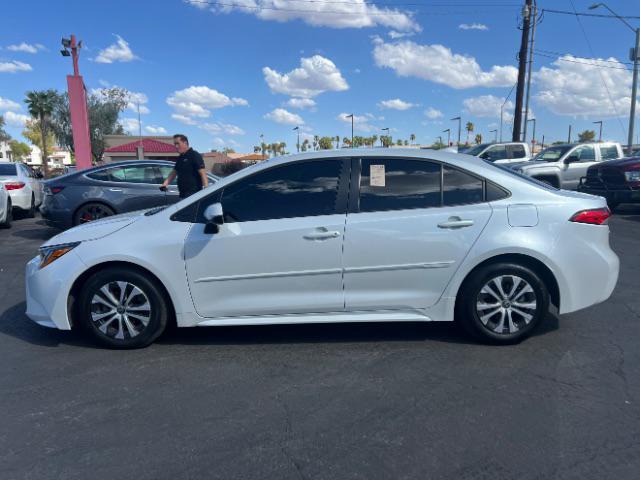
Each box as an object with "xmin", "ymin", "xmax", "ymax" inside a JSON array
[{"xmin": 25, "ymin": 249, "xmax": 88, "ymax": 330}]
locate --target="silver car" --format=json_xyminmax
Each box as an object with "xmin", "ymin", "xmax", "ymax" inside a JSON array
[{"xmin": 0, "ymin": 161, "xmax": 43, "ymax": 217}]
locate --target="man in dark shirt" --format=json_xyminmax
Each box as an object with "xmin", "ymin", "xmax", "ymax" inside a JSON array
[{"xmin": 161, "ymin": 134, "xmax": 208, "ymax": 198}]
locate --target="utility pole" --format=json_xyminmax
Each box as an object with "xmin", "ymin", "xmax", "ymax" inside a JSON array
[
  {"xmin": 523, "ymin": 0, "xmax": 537, "ymax": 143},
  {"xmin": 381, "ymin": 127, "xmax": 390, "ymax": 147},
  {"xmin": 513, "ymin": 0, "xmax": 532, "ymax": 142},
  {"xmin": 346, "ymin": 114, "xmax": 354, "ymax": 148},
  {"xmin": 490, "ymin": 129, "xmax": 498, "ymax": 142},
  {"xmin": 568, "ymin": 125, "xmax": 572, "ymax": 143},
  {"xmin": 443, "ymin": 128, "xmax": 451, "ymax": 146}
]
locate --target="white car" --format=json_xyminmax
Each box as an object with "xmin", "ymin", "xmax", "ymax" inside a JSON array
[
  {"xmin": 0, "ymin": 161, "xmax": 43, "ymax": 217},
  {"xmin": 463, "ymin": 142, "xmax": 531, "ymax": 164},
  {"xmin": 25, "ymin": 149, "xmax": 619, "ymax": 348},
  {"xmin": 0, "ymin": 183, "xmax": 11, "ymax": 228}
]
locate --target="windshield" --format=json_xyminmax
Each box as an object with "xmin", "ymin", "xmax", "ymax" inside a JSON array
[
  {"xmin": 464, "ymin": 144, "xmax": 491, "ymax": 156},
  {"xmin": 0, "ymin": 164, "xmax": 17, "ymax": 176},
  {"xmin": 532, "ymin": 146, "xmax": 572, "ymax": 162}
]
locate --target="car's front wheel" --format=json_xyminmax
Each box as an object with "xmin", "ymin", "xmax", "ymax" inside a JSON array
[
  {"xmin": 77, "ymin": 267, "xmax": 169, "ymax": 348},
  {"xmin": 456, "ymin": 262, "xmax": 549, "ymax": 344}
]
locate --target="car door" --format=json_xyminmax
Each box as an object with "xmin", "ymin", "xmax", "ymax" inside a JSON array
[
  {"xmin": 506, "ymin": 144, "xmax": 528, "ymax": 163},
  {"xmin": 89, "ymin": 164, "xmax": 168, "ymax": 212},
  {"xmin": 563, "ymin": 145, "xmax": 596, "ymax": 190},
  {"xmin": 343, "ymin": 157, "xmax": 493, "ymax": 312},
  {"xmin": 481, "ymin": 144, "xmax": 509, "ymax": 163},
  {"xmin": 157, "ymin": 164, "xmax": 181, "ymax": 204},
  {"xmin": 183, "ymin": 158, "xmax": 350, "ymax": 318}
]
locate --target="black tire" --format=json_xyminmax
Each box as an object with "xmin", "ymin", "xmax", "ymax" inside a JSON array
[
  {"xmin": 26, "ymin": 194, "xmax": 36, "ymax": 218},
  {"xmin": 77, "ymin": 267, "xmax": 169, "ymax": 349},
  {"xmin": 0, "ymin": 199, "xmax": 12, "ymax": 229},
  {"xmin": 73, "ymin": 202, "xmax": 116, "ymax": 226},
  {"xmin": 456, "ymin": 262, "xmax": 549, "ymax": 344},
  {"xmin": 606, "ymin": 198, "xmax": 620, "ymax": 212}
]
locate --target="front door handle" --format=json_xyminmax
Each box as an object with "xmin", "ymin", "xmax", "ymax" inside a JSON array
[
  {"xmin": 438, "ymin": 217, "xmax": 474, "ymax": 229},
  {"xmin": 303, "ymin": 227, "xmax": 341, "ymax": 241},
  {"xmin": 109, "ymin": 188, "xmax": 123, "ymax": 192}
]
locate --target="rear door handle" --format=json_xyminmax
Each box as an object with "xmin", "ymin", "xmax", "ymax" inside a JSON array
[
  {"xmin": 438, "ymin": 217, "xmax": 474, "ymax": 229},
  {"xmin": 303, "ymin": 227, "xmax": 341, "ymax": 241}
]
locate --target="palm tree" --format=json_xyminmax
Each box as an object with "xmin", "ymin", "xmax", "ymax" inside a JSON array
[
  {"xmin": 410, "ymin": 133, "xmax": 416, "ymax": 145},
  {"xmin": 475, "ymin": 133, "xmax": 482, "ymax": 144},
  {"xmin": 335, "ymin": 135, "xmax": 340, "ymax": 149},
  {"xmin": 25, "ymin": 90, "xmax": 57, "ymax": 178},
  {"xmin": 279, "ymin": 142, "xmax": 286, "ymax": 155},
  {"xmin": 465, "ymin": 122, "xmax": 474, "ymax": 145},
  {"xmin": 313, "ymin": 135, "xmax": 319, "ymax": 151}
]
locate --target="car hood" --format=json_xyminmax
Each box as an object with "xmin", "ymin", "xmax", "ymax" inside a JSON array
[
  {"xmin": 42, "ymin": 210, "xmax": 145, "ymax": 247},
  {"xmin": 517, "ymin": 160, "xmax": 557, "ymax": 171},
  {"xmin": 594, "ymin": 157, "xmax": 640, "ymax": 169}
]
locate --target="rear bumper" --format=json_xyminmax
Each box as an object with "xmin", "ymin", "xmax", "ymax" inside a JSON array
[
  {"xmin": 39, "ymin": 195, "xmax": 73, "ymax": 229},
  {"xmin": 8, "ymin": 189, "xmax": 31, "ymax": 210}
]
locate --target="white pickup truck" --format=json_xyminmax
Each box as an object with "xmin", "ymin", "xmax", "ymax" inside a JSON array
[{"xmin": 461, "ymin": 142, "xmax": 531, "ymax": 164}]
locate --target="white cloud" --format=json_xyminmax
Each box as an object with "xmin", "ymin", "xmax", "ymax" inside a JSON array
[
  {"xmin": 144, "ymin": 125, "xmax": 167, "ymax": 135},
  {"xmin": 3, "ymin": 111, "xmax": 29, "ymax": 127},
  {"xmin": 264, "ymin": 108, "xmax": 304, "ymax": 125},
  {"xmin": 120, "ymin": 118, "xmax": 140, "ymax": 134},
  {"xmin": 6, "ymin": 42, "xmax": 46, "ymax": 54},
  {"xmin": 166, "ymin": 86, "xmax": 248, "ymax": 119},
  {"xmin": 126, "ymin": 91, "xmax": 149, "ymax": 114},
  {"xmin": 0, "ymin": 97, "xmax": 21, "ymax": 111},
  {"xmin": 424, "ymin": 107, "xmax": 443, "ymax": 119},
  {"xmin": 286, "ymin": 98, "xmax": 317, "ymax": 110},
  {"xmin": 388, "ymin": 30, "xmax": 414, "ymax": 39},
  {"xmin": 95, "ymin": 35, "xmax": 137, "ymax": 64},
  {"xmin": 200, "ymin": 122, "xmax": 245, "ymax": 135},
  {"xmin": 186, "ymin": 0, "xmax": 419, "ymax": 32},
  {"xmin": 459, "ymin": 23, "xmax": 488, "ymax": 31},
  {"xmin": 378, "ymin": 98, "xmax": 417, "ymax": 110},
  {"xmin": 0, "ymin": 61, "xmax": 32, "ymax": 73},
  {"xmin": 263, "ymin": 55, "xmax": 349, "ymax": 98},
  {"xmin": 337, "ymin": 112, "xmax": 378, "ymax": 133},
  {"xmin": 463, "ymin": 95, "xmax": 515, "ymax": 123},
  {"xmin": 172, "ymin": 114, "xmax": 198, "ymax": 125},
  {"xmin": 373, "ymin": 40, "xmax": 517, "ymax": 89},
  {"xmin": 535, "ymin": 55, "xmax": 635, "ymax": 117}
]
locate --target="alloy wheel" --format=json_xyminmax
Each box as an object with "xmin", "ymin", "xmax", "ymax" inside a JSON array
[
  {"xmin": 79, "ymin": 204, "xmax": 112, "ymax": 223},
  {"xmin": 475, "ymin": 275, "xmax": 537, "ymax": 335},
  {"xmin": 90, "ymin": 281, "xmax": 152, "ymax": 340}
]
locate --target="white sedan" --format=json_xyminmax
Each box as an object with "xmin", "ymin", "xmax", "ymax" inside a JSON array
[
  {"xmin": 0, "ymin": 161, "xmax": 43, "ymax": 217},
  {"xmin": 0, "ymin": 182, "xmax": 11, "ymax": 228},
  {"xmin": 25, "ymin": 149, "xmax": 619, "ymax": 348}
]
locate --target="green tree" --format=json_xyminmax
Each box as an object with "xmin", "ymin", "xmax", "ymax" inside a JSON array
[
  {"xmin": 0, "ymin": 115, "xmax": 11, "ymax": 143},
  {"xmin": 410, "ymin": 133, "xmax": 416, "ymax": 145},
  {"xmin": 578, "ymin": 130, "xmax": 596, "ymax": 143},
  {"xmin": 301, "ymin": 138, "xmax": 310, "ymax": 152},
  {"xmin": 335, "ymin": 135, "xmax": 340, "ymax": 149},
  {"xmin": 342, "ymin": 137, "xmax": 351, "ymax": 148},
  {"xmin": 9, "ymin": 140, "xmax": 31, "ymax": 161},
  {"xmin": 220, "ymin": 160, "xmax": 247, "ymax": 176},
  {"xmin": 222, "ymin": 147, "xmax": 235, "ymax": 155},
  {"xmin": 25, "ymin": 90, "xmax": 57, "ymax": 178},
  {"xmin": 318, "ymin": 136, "xmax": 334, "ymax": 150},
  {"xmin": 279, "ymin": 142, "xmax": 287, "ymax": 155},
  {"xmin": 465, "ymin": 121, "xmax": 474, "ymax": 145},
  {"xmin": 22, "ymin": 120, "xmax": 56, "ymax": 163},
  {"xmin": 313, "ymin": 135, "xmax": 319, "ymax": 151},
  {"xmin": 253, "ymin": 145, "xmax": 261, "ymax": 153},
  {"xmin": 50, "ymin": 87, "xmax": 128, "ymax": 163},
  {"xmin": 475, "ymin": 133, "xmax": 482, "ymax": 144}
]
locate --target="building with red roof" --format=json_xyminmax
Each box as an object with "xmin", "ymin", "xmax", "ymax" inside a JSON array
[{"xmin": 102, "ymin": 135, "xmax": 178, "ymax": 163}]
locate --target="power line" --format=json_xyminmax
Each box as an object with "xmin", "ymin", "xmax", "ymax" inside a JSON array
[
  {"xmin": 566, "ymin": 0, "xmax": 627, "ymax": 137},
  {"xmin": 190, "ymin": 0, "xmax": 520, "ymax": 6},
  {"xmin": 542, "ymin": 8, "xmax": 640, "ymax": 21},
  {"xmin": 535, "ymin": 48, "xmax": 633, "ymax": 66}
]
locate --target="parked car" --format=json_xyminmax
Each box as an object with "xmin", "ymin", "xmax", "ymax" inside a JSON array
[
  {"xmin": 578, "ymin": 156, "xmax": 640, "ymax": 210},
  {"xmin": 512, "ymin": 142, "xmax": 624, "ymax": 190},
  {"xmin": 463, "ymin": 142, "xmax": 531, "ymax": 164},
  {"xmin": 26, "ymin": 149, "xmax": 619, "ymax": 348},
  {"xmin": 40, "ymin": 160, "xmax": 219, "ymax": 229},
  {"xmin": 0, "ymin": 161, "xmax": 43, "ymax": 217},
  {"xmin": 0, "ymin": 183, "xmax": 12, "ymax": 228}
]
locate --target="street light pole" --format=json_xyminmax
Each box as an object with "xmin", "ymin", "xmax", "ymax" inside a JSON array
[
  {"xmin": 293, "ymin": 126, "xmax": 300, "ymax": 152},
  {"xmin": 346, "ymin": 114, "xmax": 354, "ymax": 148},
  {"xmin": 443, "ymin": 128, "xmax": 451, "ymax": 146},
  {"xmin": 593, "ymin": 120, "xmax": 603, "ymax": 142},
  {"xmin": 437, "ymin": 136, "xmax": 443, "ymax": 147},
  {"xmin": 451, "ymin": 117, "xmax": 461, "ymax": 146},
  {"xmin": 490, "ymin": 129, "xmax": 498, "ymax": 142},
  {"xmin": 590, "ymin": 3, "xmax": 639, "ymax": 155}
]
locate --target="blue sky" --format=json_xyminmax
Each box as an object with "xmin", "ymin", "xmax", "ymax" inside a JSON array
[{"xmin": 0, "ymin": 0, "xmax": 638, "ymax": 153}]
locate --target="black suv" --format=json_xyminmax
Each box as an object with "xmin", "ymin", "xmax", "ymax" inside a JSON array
[{"xmin": 578, "ymin": 157, "xmax": 640, "ymax": 210}]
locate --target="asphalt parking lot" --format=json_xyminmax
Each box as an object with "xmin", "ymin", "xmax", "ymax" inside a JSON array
[{"xmin": 1, "ymin": 210, "xmax": 640, "ymax": 480}]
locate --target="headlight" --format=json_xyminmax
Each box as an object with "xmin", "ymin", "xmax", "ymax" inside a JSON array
[
  {"xmin": 39, "ymin": 242, "xmax": 80, "ymax": 269},
  {"xmin": 624, "ymin": 170, "xmax": 640, "ymax": 182}
]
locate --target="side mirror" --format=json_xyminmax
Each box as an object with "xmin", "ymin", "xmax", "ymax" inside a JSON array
[
  {"xmin": 203, "ymin": 203, "xmax": 224, "ymax": 234},
  {"xmin": 565, "ymin": 156, "xmax": 580, "ymax": 164}
]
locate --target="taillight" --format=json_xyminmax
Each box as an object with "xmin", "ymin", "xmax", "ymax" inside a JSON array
[
  {"xmin": 570, "ymin": 207, "xmax": 611, "ymax": 225},
  {"xmin": 50, "ymin": 186, "xmax": 65, "ymax": 194},
  {"xmin": 4, "ymin": 182, "xmax": 25, "ymax": 190}
]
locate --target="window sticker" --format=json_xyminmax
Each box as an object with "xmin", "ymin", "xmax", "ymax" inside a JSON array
[{"xmin": 370, "ymin": 164, "xmax": 386, "ymax": 187}]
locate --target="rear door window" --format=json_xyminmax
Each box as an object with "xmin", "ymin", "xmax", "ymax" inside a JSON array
[
  {"xmin": 482, "ymin": 145, "xmax": 508, "ymax": 162},
  {"xmin": 599, "ymin": 146, "xmax": 619, "ymax": 160},
  {"xmin": 359, "ymin": 158, "xmax": 441, "ymax": 212},
  {"xmin": 442, "ymin": 166, "xmax": 484, "ymax": 205},
  {"xmin": 507, "ymin": 144, "xmax": 527, "ymax": 159}
]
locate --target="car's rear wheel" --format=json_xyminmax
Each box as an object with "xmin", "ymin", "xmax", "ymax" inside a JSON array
[
  {"xmin": 74, "ymin": 203, "xmax": 115, "ymax": 226},
  {"xmin": 77, "ymin": 267, "xmax": 168, "ymax": 348},
  {"xmin": 606, "ymin": 198, "xmax": 620, "ymax": 212},
  {"xmin": 456, "ymin": 263, "xmax": 549, "ymax": 344},
  {"xmin": 0, "ymin": 198, "xmax": 12, "ymax": 228}
]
